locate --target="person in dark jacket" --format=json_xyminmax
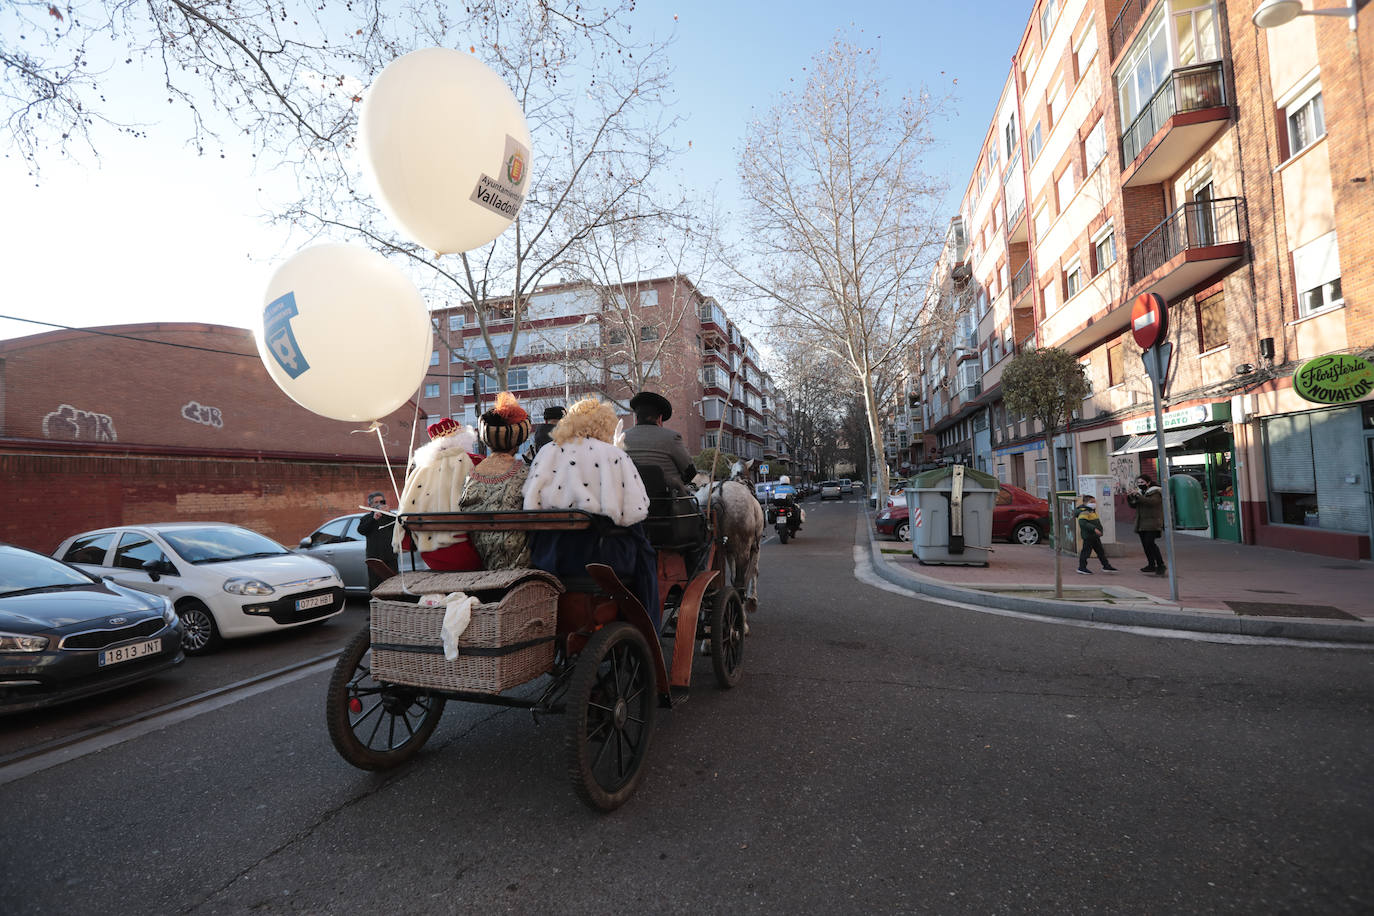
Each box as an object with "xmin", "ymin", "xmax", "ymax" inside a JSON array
[
  {"xmin": 622, "ymin": 391, "xmax": 699, "ymax": 496},
  {"xmin": 1074, "ymin": 494, "xmax": 1116, "ymax": 574},
  {"xmin": 528, "ymin": 405, "xmax": 564, "ymax": 461},
  {"xmin": 356, "ymin": 491, "xmax": 398, "ymax": 592},
  {"xmin": 1126, "ymin": 475, "xmax": 1166, "ymax": 575}
]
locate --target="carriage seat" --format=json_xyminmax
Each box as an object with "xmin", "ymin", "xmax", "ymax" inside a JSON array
[{"xmin": 635, "ymin": 465, "xmax": 706, "ymax": 551}]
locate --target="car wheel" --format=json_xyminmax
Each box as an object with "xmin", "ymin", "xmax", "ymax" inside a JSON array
[
  {"xmin": 177, "ymin": 599, "xmax": 222, "ymax": 655},
  {"xmin": 895, "ymin": 521, "xmax": 910, "ymax": 542},
  {"xmin": 1012, "ymin": 522, "xmax": 1042, "ymax": 546}
]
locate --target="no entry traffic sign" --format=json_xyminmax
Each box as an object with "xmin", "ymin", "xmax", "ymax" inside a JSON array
[{"xmin": 1131, "ymin": 292, "xmax": 1168, "ymax": 350}]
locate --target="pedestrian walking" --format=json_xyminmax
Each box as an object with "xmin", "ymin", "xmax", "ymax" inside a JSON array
[
  {"xmin": 1127, "ymin": 474, "xmax": 1167, "ymax": 575},
  {"xmin": 1074, "ymin": 493, "xmax": 1117, "ymax": 574}
]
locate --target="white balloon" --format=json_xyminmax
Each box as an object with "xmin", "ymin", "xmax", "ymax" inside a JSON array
[
  {"xmin": 255, "ymin": 244, "xmax": 433, "ymax": 422},
  {"xmin": 360, "ymin": 48, "xmax": 533, "ymax": 255}
]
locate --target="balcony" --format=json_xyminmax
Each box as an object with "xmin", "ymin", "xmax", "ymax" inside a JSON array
[
  {"xmin": 1110, "ymin": 0, "xmax": 1151, "ymax": 61},
  {"xmin": 1010, "ymin": 262, "xmax": 1033, "ymax": 305},
  {"xmin": 1120, "ymin": 62, "xmax": 1229, "ymax": 188},
  {"xmin": 1129, "ymin": 197, "xmax": 1247, "ymax": 301}
]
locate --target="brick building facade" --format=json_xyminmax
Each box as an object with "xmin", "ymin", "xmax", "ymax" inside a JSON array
[
  {"xmin": 0, "ymin": 323, "xmax": 418, "ymax": 553},
  {"xmin": 915, "ymin": 0, "xmax": 1373, "ymax": 559}
]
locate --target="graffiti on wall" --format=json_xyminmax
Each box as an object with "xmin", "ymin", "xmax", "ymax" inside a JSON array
[
  {"xmin": 43, "ymin": 404, "xmax": 117, "ymax": 442},
  {"xmin": 1109, "ymin": 453, "xmax": 1139, "ymax": 495},
  {"xmin": 181, "ymin": 401, "xmax": 224, "ymax": 428}
]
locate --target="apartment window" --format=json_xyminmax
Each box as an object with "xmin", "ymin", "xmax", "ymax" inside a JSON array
[
  {"xmin": 1033, "ymin": 203, "xmax": 1051, "ymax": 240},
  {"xmin": 640, "ymin": 325, "xmax": 659, "ymax": 341},
  {"xmin": 1117, "ymin": 9, "xmax": 1169, "ymax": 128},
  {"xmin": 430, "ymin": 350, "xmax": 440, "ymax": 366},
  {"xmin": 450, "ymin": 379, "xmax": 465, "ymax": 396},
  {"xmin": 506, "ymin": 368, "xmax": 530, "ymax": 391},
  {"xmin": 1107, "ymin": 341, "xmax": 1125, "ymax": 386},
  {"xmin": 1085, "ymin": 118, "xmax": 1107, "ymax": 169},
  {"xmin": 1065, "ymin": 261, "xmax": 1082, "ymax": 299},
  {"xmin": 1075, "ymin": 22, "xmax": 1099, "ymax": 78},
  {"xmin": 1286, "ymin": 85, "xmax": 1325, "ymax": 158},
  {"xmin": 1080, "ymin": 359, "xmax": 1094, "ymax": 397},
  {"xmin": 1093, "ymin": 226, "xmax": 1117, "ymax": 272},
  {"xmin": 1047, "ymin": 81, "xmax": 1066, "ymax": 127},
  {"xmin": 450, "ymin": 349, "xmax": 463, "ymax": 363},
  {"xmin": 1292, "ymin": 231, "xmax": 1343, "ymax": 317},
  {"xmin": 1197, "ymin": 290, "xmax": 1228, "ymax": 351},
  {"xmin": 1040, "ymin": 0, "xmax": 1058, "ymax": 39},
  {"xmin": 992, "ymin": 335, "xmax": 1004, "ymax": 363},
  {"xmin": 1028, "ymin": 121, "xmax": 1044, "ymax": 162},
  {"xmin": 1004, "ymin": 115, "xmax": 1019, "ymax": 159},
  {"xmin": 424, "ymin": 383, "xmax": 439, "ymax": 399},
  {"xmin": 608, "ymin": 328, "xmax": 627, "ymax": 345},
  {"xmin": 1056, "ymin": 167, "xmax": 1076, "ymax": 210},
  {"xmin": 702, "ymin": 432, "xmax": 719, "ymax": 451},
  {"xmin": 448, "ymin": 314, "xmax": 464, "ymax": 331}
]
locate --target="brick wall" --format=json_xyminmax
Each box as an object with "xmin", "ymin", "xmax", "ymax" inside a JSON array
[{"xmin": 2, "ymin": 446, "xmax": 398, "ymax": 555}]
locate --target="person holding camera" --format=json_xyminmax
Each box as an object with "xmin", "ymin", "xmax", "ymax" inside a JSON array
[{"xmin": 1126, "ymin": 475, "xmax": 1166, "ymax": 575}]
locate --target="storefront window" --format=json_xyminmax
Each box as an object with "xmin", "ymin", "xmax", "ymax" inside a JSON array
[{"xmin": 1263, "ymin": 407, "xmax": 1368, "ymax": 532}]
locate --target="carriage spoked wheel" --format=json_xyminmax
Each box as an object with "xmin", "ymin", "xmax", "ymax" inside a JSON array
[
  {"xmin": 708, "ymin": 586, "xmax": 745, "ymax": 689},
  {"xmin": 565, "ymin": 622, "xmax": 658, "ymax": 811},
  {"xmin": 326, "ymin": 626, "xmax": 446, "ymax": 770}
]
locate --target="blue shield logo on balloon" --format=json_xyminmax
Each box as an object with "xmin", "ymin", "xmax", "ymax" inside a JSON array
[{"xmin": 263, "ymin": 292, "xmax": 311, "ymax": 379}]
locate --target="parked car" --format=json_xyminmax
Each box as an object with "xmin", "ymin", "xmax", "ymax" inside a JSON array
[
  {"xmin": 0, "ymin": 543, "xmax": 184, "ymax": 715},
  {"xmin": 295, "ymin": 513, "xmax": 428, "ymax": 596},
  {"xmin": 54, "ymin": 523, "xmax": 346, "ymax": 655},
  {"xmin": 819, "ymin": 480, "xmax": 842, "ymax": 500},
  {"xmin": 874, "ymin": 484, "xmax": 1051, "ymax": 545},
  {"xmin": 839, "ymin": 478, "xmax": 854, "ymax": 495}
]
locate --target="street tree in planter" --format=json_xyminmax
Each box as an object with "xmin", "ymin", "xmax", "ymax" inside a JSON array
[{"xmin": 1000, "ymin": 347, "xmax": 1090, "ymax": 598}]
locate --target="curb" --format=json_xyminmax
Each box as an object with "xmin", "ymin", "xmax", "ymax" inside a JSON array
[{"xmin": 861, "ymin": 515, "xmax": 1374, "ymax": 645}]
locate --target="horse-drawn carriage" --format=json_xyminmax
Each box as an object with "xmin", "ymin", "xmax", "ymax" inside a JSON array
[{"xmin": 325, "ymin": 474, "xmax": 755, "ymax": 811}]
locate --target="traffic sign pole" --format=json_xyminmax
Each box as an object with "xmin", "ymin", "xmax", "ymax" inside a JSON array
[{"xmin": 1145, "ymin": 348, "xmax": 1179, "ymax": 602}]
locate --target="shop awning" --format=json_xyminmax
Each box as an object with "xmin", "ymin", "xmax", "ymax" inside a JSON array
[{"xmin": 1111, "ymin": 425, "xmax": 1225, "ymax": 456}]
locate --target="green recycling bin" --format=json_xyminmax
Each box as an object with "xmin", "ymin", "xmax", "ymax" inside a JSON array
[{"xmin": 907, "ymin": 464, "xmax": 998, "ymax": 566}]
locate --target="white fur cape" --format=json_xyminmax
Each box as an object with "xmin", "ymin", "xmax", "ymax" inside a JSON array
[
  {"xmin": 522, "ymin": 436, "xmax": 650, "ymax": 526},
  {"xmin": 392, "ymin": 429, "xmax": 477, "ymax": 554}
]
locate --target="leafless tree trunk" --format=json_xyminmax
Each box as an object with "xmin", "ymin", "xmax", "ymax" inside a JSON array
[{"xmin": 732, "ymin": 35, "xmax": 949, "ymax": 500}]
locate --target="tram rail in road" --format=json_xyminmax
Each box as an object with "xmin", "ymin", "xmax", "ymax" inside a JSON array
[{"xmin": 0, "ymin": 650, "xmax": 341, "ymax": 788}]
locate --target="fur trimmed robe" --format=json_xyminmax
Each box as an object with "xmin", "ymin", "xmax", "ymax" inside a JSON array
[
  {"xmin": 522, "ymin": 437, "xmax": 650, "ymax": 525},
  {"xmin": 393, "ymin": 431, "xmax": 478, "ymax": 556}
]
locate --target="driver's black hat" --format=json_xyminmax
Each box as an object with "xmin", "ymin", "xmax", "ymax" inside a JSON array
[{"xmin": 629, "ymin": 390, "xmax": 673, "ymax": 421}]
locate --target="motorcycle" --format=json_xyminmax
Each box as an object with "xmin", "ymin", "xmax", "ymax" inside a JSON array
[{"xmin": 771, "ymin": 500, "xmax": 802, "ymax": 544}]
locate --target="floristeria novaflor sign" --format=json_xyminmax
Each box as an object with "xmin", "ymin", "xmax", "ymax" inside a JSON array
[{"xmin": 1293, "ymin": 354, "xmax": 1374, "ymax": 405}]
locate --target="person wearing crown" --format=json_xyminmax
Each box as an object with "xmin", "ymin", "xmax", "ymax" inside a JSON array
[
  {"xmin": 457, "ymin": 391, "xmax": 533, "ymax": 569},
  {"xmin": 392, "ymin": 416, "xmax": 484, "ymax": 571}
]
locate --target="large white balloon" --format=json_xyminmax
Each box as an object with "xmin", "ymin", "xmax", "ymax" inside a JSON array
[
  {"xmin": 360, "ymin": 47, "xmax": 532, "ymax": 255},
  {"xmin": 255, "ymin": 244, "xmax": 433, "ymax": 422}
]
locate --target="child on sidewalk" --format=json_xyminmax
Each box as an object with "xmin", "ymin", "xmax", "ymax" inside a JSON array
[{"xmin": 1074, "ymin": 494, "xmax": 1117, "ymax": 575}]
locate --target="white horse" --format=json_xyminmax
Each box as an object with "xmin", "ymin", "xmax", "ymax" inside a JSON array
[{"xmin": 695, "ymin": 458, "xmax": 765, "ymax": 614}]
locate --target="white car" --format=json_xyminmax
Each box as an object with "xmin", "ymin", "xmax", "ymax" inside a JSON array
[{"xmin": 54, "ymin": 523, "xmax": 346, "ymax": 655}]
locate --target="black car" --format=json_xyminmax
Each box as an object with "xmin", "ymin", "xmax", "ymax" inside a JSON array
[{"xmin": 0, "ymin": 544, "xmax": 185, "ymax": 715}]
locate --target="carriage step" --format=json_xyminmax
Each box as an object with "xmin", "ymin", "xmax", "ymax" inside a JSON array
[{"xmin": 664, "ymin": 686, "xmax": 690, "ymax": 708}]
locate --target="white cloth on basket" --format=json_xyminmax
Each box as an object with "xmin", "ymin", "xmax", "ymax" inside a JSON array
[{"xmin": 420, "ymin": 591, "xmax": 479, "ymax": 661}]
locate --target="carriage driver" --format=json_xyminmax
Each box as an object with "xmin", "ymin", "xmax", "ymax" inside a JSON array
[{"xmin": 622, "ymin": 391, "xmax": 700, "ymax": 497}]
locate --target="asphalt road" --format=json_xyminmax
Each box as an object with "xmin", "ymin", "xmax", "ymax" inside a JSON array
[{"xmin": 3, "ymin": 498, "xmax": 1372, "ymax": 914}]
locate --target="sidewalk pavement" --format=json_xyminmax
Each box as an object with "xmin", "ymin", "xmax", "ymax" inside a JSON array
[{"xmin": 865, "ymin": 514, "xmax": 1374, "ymax": 644}]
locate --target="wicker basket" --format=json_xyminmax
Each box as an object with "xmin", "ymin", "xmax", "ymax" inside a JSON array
[{"xmin": 369, "ymin": 569, "xmax": 562, "ymax": 694}]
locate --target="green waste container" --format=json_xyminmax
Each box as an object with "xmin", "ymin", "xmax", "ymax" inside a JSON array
[{"xmin": 1169, "ymin": 473, "xmax": 1208, "ymax": 530}]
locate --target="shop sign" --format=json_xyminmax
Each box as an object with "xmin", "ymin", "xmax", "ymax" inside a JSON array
[
  {"xmin": 1293, "ymin": 354, "xmax": 1374, "ymax": 405},
  {"xmin": 1123, "ymin": 402, "xmax": 1230, "ymax": 435}
]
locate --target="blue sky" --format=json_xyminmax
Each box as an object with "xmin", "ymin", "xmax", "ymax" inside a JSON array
[{"xmin": 0, "ymin": 1, "xmax": 1031, "ymax": 343}]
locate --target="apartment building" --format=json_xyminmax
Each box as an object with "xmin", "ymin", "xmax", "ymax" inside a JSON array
[
  {"xmin": 917, "ymin": 0, "xmax": 1372, "ymax": 559},
  {"xmin": 417, "ymin": 275, "xmax": 789, "ymax": 469}
]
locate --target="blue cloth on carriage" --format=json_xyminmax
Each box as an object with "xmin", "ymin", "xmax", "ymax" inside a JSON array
[{"xmin": 529, "ymin": 519, "xmax": 661, "ymax": 632}]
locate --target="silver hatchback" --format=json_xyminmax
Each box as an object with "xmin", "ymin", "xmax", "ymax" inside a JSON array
[{"xmin": 295, "ymin": 514, "xmax": 427, "ymax": 596}]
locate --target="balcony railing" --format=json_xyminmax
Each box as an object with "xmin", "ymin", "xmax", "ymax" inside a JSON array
[
  {"xmin": 1010, "ymin": 262, "xmax": 1033, "ymax": 302},
  {"xmin": 1129, "ymin": 197, "xmax": 1244, "ymax": 282},
  {"xmin": 1109, "ymin": 0, "xmax": 1151, "ymax": 60},
  {"xmin": 1121, "ymin": 62, "xmax": 1227, "ymax": 166}
]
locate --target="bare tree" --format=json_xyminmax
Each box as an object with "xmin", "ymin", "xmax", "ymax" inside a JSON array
[
  {"xmin": 1001, "ymin": 347, "xmax": 1090, "ymax": 598},
  {"xmin": 732, "ymin": 35, "xmax": 949, "ymax": 500},
  {"xmin": 770, "ymin": 335, "xmax": 845, "ymax": 482}
]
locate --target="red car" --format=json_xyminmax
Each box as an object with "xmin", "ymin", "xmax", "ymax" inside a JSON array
[{"xmin": 874, "ymin": 484, "xmax": 1050, "ymax": 545}]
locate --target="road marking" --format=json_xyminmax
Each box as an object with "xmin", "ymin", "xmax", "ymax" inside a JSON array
[
  {"xmin": 0, "ymin": 654, "xmax": 339, "ymax": 787},
  {"xmin": 852, "ymin": 546, "xmax": 1372, "ymax": 650}
]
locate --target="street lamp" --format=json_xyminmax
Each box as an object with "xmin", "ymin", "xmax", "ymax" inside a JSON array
[
  {"xmin": 564, "ymin": 314, "xmax": 596, "ymax": 403},
  {"xmin": 1252, "ymin": 0, "xmax": 1357, "ymax": 30}
]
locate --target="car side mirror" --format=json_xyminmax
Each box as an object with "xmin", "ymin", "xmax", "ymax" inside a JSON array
[
  {"xmin": 142, "ymin": 558, "xmax": 176, "ymax": 581},
  {"xmin": 299, "ymin": 538, "xmax": 312, "ymax": 549}
]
